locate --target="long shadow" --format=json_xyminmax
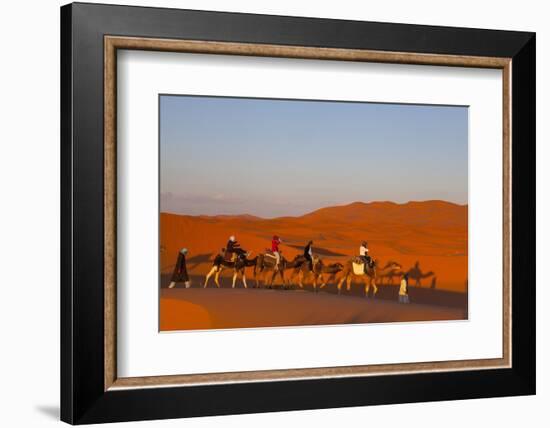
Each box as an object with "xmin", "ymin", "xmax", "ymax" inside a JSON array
[
  {"xmin": 380, "ymin": 261, "xmax": 438, "ymax": 288},
  {"xmin": 161, "ymin": 252, "xmax": 214, "ymax": 273},
  {"xmin": 186, "ymin": 253, "xmax": 214, "ymax": 270},
  {"xmin": 286, "ymin": 244, "xmax": 346, "ymax": 257},
  {"xmin": 162, "ymin": 273, "xmax": 467, "ymax": 311},
  {"xmin": 404, "ymin": 261, "xmax": 435, "ymax": 287}
]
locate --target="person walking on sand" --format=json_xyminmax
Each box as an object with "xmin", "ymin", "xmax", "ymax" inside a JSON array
[
  {"xmin": 398, "ymin": 273, "xmax": 410, "ymax": 304},
  {"xmin": 168, "ymin": 248, "xmax": 190, "ymax": 289},
  {"xmin": 271, "ymin": 235, "xmax": 282, "ymax": 269},
  {"xmin": 304, "ymin": 240, "xmax": 314, "ymax": 271}
]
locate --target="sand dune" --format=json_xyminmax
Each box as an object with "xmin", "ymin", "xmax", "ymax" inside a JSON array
[{"xmin": 160, "ymin": 200, "xmax": 468, "ymax": 292}]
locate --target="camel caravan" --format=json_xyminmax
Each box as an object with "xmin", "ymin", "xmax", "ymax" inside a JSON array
[{"xmin": 199, "ymin": 235, "xmax": 410, "ymax": 298}]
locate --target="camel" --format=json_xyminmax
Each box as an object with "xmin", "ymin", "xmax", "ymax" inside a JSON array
[
  {"xmin": 289, "ymin": 256, "xmax": 321, "ymax": 289},
  {"xmin": 291, "ymin": 258, "xmax": 344, "ymax": 291},
  {"xmin": 254, "ymin": 254, "xmax": 306, "ymax": 288},
  {"xmin": 317, "ymin": 261, "xmax": 344, "ymax": 289},
  {"xmin": 337, "ymin": 259, "xmax": 402, "ymax": 297},
  {"xmin": 203, "ymin": 253, "xmax": 257, "ymax": 289}
]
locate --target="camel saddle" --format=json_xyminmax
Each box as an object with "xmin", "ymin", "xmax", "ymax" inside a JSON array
[
  {"xmin": 262, "ymin": 250, "xmax": 278, "ymax": 267},
  {"xmin": 352, "ymin": 256, "xmax": 373, "ymax": 275},
  {"xmin": 352, "ymin": 262, "xmax": 365, "ymax": 275},
  {"xmin": 264, "ymin": 249, "xmax": 277, "ymax": 257},
  {"xmin": 223, "ymin": 250, "xmax": 236, "ymax": 262}
]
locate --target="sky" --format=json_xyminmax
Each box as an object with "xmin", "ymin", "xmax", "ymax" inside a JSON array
[{"xmin": 160, "ymin": 95, "xmax": 468, "ymax": 218}]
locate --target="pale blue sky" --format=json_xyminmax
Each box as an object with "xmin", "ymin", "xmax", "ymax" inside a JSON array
[{"xmin": 160, "ymin": 95, "xmax": 468, "ymax": 218}]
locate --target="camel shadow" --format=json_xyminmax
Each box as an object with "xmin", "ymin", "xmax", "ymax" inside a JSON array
[
  {"xmin": 286, "ymin": 244, "xmax": 346, "ymax": 257},
  {"xmin": 186, "ymin": 252, "xmax": 214, "ymax": 270},
  {"xmin": 405, "ymin": 261, "xmax": 435, "ymax": 287}
]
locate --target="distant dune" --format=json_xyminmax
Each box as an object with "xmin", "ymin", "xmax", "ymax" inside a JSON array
[{"xmin": 160, "ymin": 200, "xmax": 468, "ymax": 292}]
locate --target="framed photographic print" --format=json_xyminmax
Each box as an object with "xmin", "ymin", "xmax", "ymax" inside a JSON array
[{"xmin": 61, "ymin": 2, "xmax": 535, "ymax": 424}]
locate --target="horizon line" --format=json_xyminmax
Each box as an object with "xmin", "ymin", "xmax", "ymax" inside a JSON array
[{"xmin": 160, "ymin": 199, "xmax": 468, "ymax": 220}]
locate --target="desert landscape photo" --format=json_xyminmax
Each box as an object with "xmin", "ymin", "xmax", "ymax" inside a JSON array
[{"xmin": 159, "ymin": 94, "xmax": 469, "ymax": 331}]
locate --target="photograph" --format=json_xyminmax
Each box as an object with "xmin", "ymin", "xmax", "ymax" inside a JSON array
[
  {"xmin": 159, "ymin": 94, "xmax": 469, "ymax": 331},
  {"xmin": 53, "ymin": 1, "xmax": 536, "ymax": 424}
]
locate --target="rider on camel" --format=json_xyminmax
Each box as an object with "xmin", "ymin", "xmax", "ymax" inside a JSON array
[
  {"xmin": 226, "ymin": 235, "xmax": 247, "ymax": 260},
  {"xmin": 359, "ymin": 241, "xmax": 373, "ymax": 272},
  {"xmin": 271, "ymin": 235, "xmax": 282, "ymax": 269},
  {"xmin": 304, "ymin": 240, "xmax": 314, "ymax": 271}
]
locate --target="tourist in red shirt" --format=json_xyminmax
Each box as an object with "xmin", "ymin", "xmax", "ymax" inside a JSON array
[{"xmin": 271, "ymin": 235, "xmax": 282, "ymax": 268}]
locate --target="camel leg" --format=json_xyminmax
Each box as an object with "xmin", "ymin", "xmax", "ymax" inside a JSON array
[
  {"xmin": 260, "ymin": 272, "xmax": 266, "ymax": 289},
  {"xmin": 346, "ymin": 275, "xmax": 352, "ymax": 292},
  {"xmin": 214, "ymin": 270, "xmax": 221, "ymax": 288},
  {"xmin": 242, "ymin": 272, "xmax": 248, "ymax": 289},
  {"xmin": 314, "ymin": 274, "xmax": 323, "ymax": 291},
  {"xmin": 278, "ymin": 269, "xmax": 286, "ymax": 288},
  {"xmin": 337, "ymin": 276, "xmax": 345, "ymax": 295},
  {"xmin": 232, "ymin": 272, "xmax": 238, "ymax": 288},
  {"xmin": 204, "ymin": 266, "xmax": 217, "ymax": 288},
  {"xmin": 364, "ymin": 278, "xmax": 370, "ymax": 298},
  {"xmin": 321, "ymin": 273, "xmax": 335, "ymax": 289},
  {"xmin": 372, "ymin": 280, "xmax": 378, "ymax": 297},
  {"xmin": 288, "ymin": 270, "xmax": 297, "ymax": 287},
  {"xmin": 298, "ymin": 270, "xmax": 304, "ymax": 288},
  {"xmin": 254, "ymin": 268, "xmax": 262, "ymax": 288}
]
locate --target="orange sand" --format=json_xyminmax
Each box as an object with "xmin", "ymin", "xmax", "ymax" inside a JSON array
[
  {"xmin": 160, "ymin": 288, "xmax": 466, "ymax": 331},
  {"xmin": 160, "ymin": 299, "xmax": 212, "ymax": 330}
]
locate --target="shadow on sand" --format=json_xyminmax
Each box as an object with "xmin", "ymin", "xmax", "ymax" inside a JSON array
[{"xmin": 161, "ymin": 273, "xmax": 467, "ymax": 311}]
